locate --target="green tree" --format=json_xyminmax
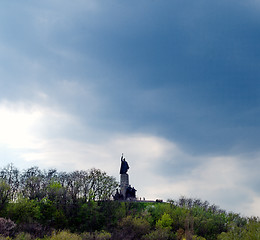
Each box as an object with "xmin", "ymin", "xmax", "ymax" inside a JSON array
[
  {"xmin": 20, "ymin": 167, "xmax": 44, "ymax": 200},
  {"xmin": 113, "ymin": 216, "xmax": 150, "ymax": 240},
  {"xmin": 218, "ymin": 217, "xmax": 260, "ymax": 240},
  {"xmin": 88, "ymin": 169, "xmax": 118, "ymax": 201},
  {"xmin": 192, "ymin": 206, "xmax": 227, "ymax": 240},
  {"xmin": 46, "ymin": 181, "xmax": 64, "ymax": 204},
  {"xmin": 0, "ymin": 164, "xmax": 20, "ymax": 201},
  {"xmin": 72, "ymin": 200, "xmax": 102, "ymax": 232},
  {"xmin": 39, "ymin": 197, "xmax": 67, "ymax": 229},
  {"xmin": 6, "ymin": 197, "xmax": 41, "ymax": 223},
  {"xmin": 156, "ymin": 213, "xmax": 173, "ymax": 231},
  {"xmin": 0, "ymin": 181, "xmax": 10, "ymax": 212}
]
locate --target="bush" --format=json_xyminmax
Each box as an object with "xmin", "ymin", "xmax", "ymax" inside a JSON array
[
  {"xmin": 49, "ymin": 230, "xmax": 81, "ymax": 240},
  {"xmin": 217, "ymin": 217, "xmax": 260, "ymax": 240},
  {"xmin": 16, "ymin": 222, "xmax": 52, "ymax": 239},
  {"xmin": 142, "ymin": 228, "xmax": 171, "ymax": 240},
  {"xmin": 193, "ymin": 236, "xmax": 206, "ymax": 240},
  {"xmin": 113, "ymin": 216, "xmax": 150, "ymax": 240},
  {"xmin": 14, "ymin": 232, "xmax": 32, "ymax": 240},
  {"xmin": 156, "ymin": 213, "xmax": 173, "ymax": 231},
  {"xmin": 0, "ymin": 237, "xmax": 9, "ymax": 240},
  {"xmin": 0, "ymin": 218, "xmax": 16, "ymax": 237},
  {"xmin": 6, "ymin": 198, "xmax": 41, "ymax": 224},
  {"xmin": 81, "ymin": 230, "xmax": 111, "ymax": 240}
]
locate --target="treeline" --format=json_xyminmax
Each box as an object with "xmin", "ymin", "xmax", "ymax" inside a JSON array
[
  {"xmin": 0, "ymin": 164, "xmax": 259, "ymax": 240},
  {"xmin": 0, "ymin": 163, "xmax": 118, "ymax": 204},
  {"xmin": 0, "ymin": 164, "xmax": 119, "ymax": 234}
]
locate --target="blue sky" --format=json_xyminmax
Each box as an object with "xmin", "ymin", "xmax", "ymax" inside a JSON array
[{"xmin": 0, "ymin": 0, "xmax": 260, "ymax": 216}]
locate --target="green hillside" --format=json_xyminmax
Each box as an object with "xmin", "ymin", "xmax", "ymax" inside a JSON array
[{"xmin": 0, "ymin": 164, "xmax": 259, "ymax": 240}]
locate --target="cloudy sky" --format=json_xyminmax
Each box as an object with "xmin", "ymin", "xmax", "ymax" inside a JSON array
[{"xmin": 1, "ymin": 0, "xmax": 260, "ymax": 216}]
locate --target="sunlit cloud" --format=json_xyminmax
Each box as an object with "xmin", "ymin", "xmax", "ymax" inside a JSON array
[
  {"xmin": 0, "ymin": 100, "xmax": 76, "ymax": 149},
  {"xmin": 147, "ymin": 155, "xmax": 260, "ymax": 216},
  {"xmin": 0, "ymin": 101, "xmax": 42, "ymax": 149},
  {"xmin": 246, "ymin": 196, "xmax": 260, "ymax": 217}
]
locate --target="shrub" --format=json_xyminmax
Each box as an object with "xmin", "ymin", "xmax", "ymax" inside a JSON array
[
  {"xmin": 156, "ymin": 213, "xmax": 173, "ymax": 231},
  {"xmin": 0, "ymin": 237, "xmax": 9, "ymax": 240},
  {"xmin": 142, "ymin": 228, "xmax": 171, "ymax": 240},
  {"xmin": 14, "ymin": 232, "xmax": 32, "ymax": 240},
  {"xmin": 193, "ymin": 235, "xmax": 206, "ymax": 240},
  {"xmin": 16, "ymin": 222, "xmax": 52, "ymax": 239},
  {"xmin": 0, "ymin": 218, "xmax": 16, "ymax": 237},
  {"xmin": 6, "ymin": 198, "xmax": 41, "ymax": 224},
  {"xmin": 81, "ymin": 230, "xmax": 111, "ymax": 240},
  {"xmin": 113, "ymin": 216, "xmax": 150, "ymax": 240},
  {"xmin": 94, "ymin": 230, "xmax": 111, "ymax": 240},
  {"xmin": 49, "ymin": 230, "xmax": 81, "ymax": 240},
  {"xmin": 217, "ymin": 217, "xmax": 260, "ymax": 240}
]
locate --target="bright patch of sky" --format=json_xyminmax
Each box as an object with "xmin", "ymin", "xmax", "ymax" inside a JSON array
[{"xmin": 0, "ymin": 0, "xmax": 260, "ymax": 216}]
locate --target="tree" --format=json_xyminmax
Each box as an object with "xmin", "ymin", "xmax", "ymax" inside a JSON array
[
  {"xmin": 88, "ymin": 169, "xmax": 118, "ymax": 201},
  {"xmin": 113, "ymin": 216, "xmax": 150, "ymax": 240},
  {"xmin": 6, "ymin": 197, "xmax": 41, "ymax": 223},
  {"xmin": 20, "ymin": 167, "xmax": 44, "ymax": 200},
  {"xmin": 156, "ymin": 213, "xmax": 173, "ymax": 231},
  {"xmin": 217, "ymin": 217, "xmax": 260, "ymax": 240},
  {"xmin": 0, "ymin": 180, "xmax": 11, "ymax": 212},
  {"xmin": 0, "ymin": 164, "xmax": 19, "ymax": 201}
]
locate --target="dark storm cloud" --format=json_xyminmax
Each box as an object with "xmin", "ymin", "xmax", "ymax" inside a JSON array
[
  {"xmin": 1, "ymin": 0, "xmax": 260, "ymax": 154},
  {"xmin": 68, "ymin": 0, "xmax": 260, "ymax": 154}
]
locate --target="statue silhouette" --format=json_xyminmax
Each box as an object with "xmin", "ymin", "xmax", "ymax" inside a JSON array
[{"xmin": 120, "ymin": 154, "xmax": 129, "ymax": 174}]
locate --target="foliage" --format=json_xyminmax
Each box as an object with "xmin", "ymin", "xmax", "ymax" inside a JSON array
[
  {"xmin": 217, "ymin": 217, "xmax": 260, "ymax": 240},
  {"xmin": 38, "ymin": 198, "xmax": 67, "ymax": 229},
  {"xmin": 0, "ymin": 182, "xmax": 11, "ymax": 212},
  {"xmin": 141, "ymin": 228, "xmax": 171, "ymax": 240},
  {"xmin": 156, "ymin": 213, "xmax": 173, "ymax": 231},
  {"xmin": 20, "ymin": 167, "xmax": 44, "ymax": 201},
  {"xmin": 6, "ymin": 198, "xmax": 41, "ymax": 224},
  {"xmin": 191, "ymin": 205, "xmax": 227, "ymax": 240},
  {"xmin": 112, "ymin": 215, "xmax": 150, "ymax": 240},
  {"xmin": 87, "ymin": 169, "xmax": 118, "ymax": 201},
  {"xmin": 81, "ymin": 230, "xmax": 111, "ymax": 240},
  {"xmin": 143, "ymin": 202, "xmax": 173, "ymax": 227},
  {"xmin": 192, "ymin": 236, "xmax": 207, "ymax": 240},
  {"xmin": 48, "ymin": 230, "xmax": 81, "ymax": 240},
  {"xmin": 15, "ymin": 222, "xmax": 52, "ymax": 239},
  {"xmin": 0, "ymin": 164, "xmax": 19, "ymax": 202},
  {"xmin": 0, "ymin": 165, "xmax": 118, "ymax": 207},
  {"xmin": 73, "ymin": 201, "xmax": 101, "ymax": 232},
  {"xmin": 0, "ymin": 218, "xmax": 16, "ymax": 237},
  {"xmin": 0, "ymin": 164, "xmax": 258, "ymax": 240},
  {"xmin": 13, "ymin": 232, "xmax": 33, "ymax": 240}
]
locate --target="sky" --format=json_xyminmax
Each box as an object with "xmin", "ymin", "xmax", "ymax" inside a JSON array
[{"xmin": 0, "ymin": 0, "xmax": 260, "ymax": 217}]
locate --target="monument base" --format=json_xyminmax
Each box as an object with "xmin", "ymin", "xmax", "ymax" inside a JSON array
[{"xmin": 120, "ymin": 173, "xmax": 129, "ymax": 199}]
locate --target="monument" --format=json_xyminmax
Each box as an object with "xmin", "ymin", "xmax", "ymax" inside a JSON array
[{"xmin": 114, "ymin": 154, "xmax": 136, "ymax": 200}]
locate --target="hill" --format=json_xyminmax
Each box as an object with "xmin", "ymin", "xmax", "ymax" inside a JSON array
[{"xmin": 0, "ymin": 164, "xmax": 259, "ymax": 239}]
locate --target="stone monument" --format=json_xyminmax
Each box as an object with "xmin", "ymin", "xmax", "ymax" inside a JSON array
[
  {"xmin": 120, "ymin": 154, "xmax": 129, "ymax": 199},
  {"xmin": 117, "ymin": 154, "xmax": 136, "ymax": 200}
]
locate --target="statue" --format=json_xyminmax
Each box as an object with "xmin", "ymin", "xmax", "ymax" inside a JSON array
[
  {"xmin": 113, "ymin": 188, "xmax": 124, "ymax": 200},
  {"xmin": 120, "ymin": 153, "xmax": 129, "ymax": 174},
  {"xmin": 126, "ymin": 185, "xmax": 136, "ymax": 199}
]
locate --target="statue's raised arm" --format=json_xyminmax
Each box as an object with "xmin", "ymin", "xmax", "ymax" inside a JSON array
[{"xmin": 120, "ymin": 154, "xmax": 129, "ymax": 174}]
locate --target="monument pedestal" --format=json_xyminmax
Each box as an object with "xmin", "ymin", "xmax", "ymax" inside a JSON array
[{"xmin": 120, "ymin": 173, "xmax": 129, "ymax": 200}]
